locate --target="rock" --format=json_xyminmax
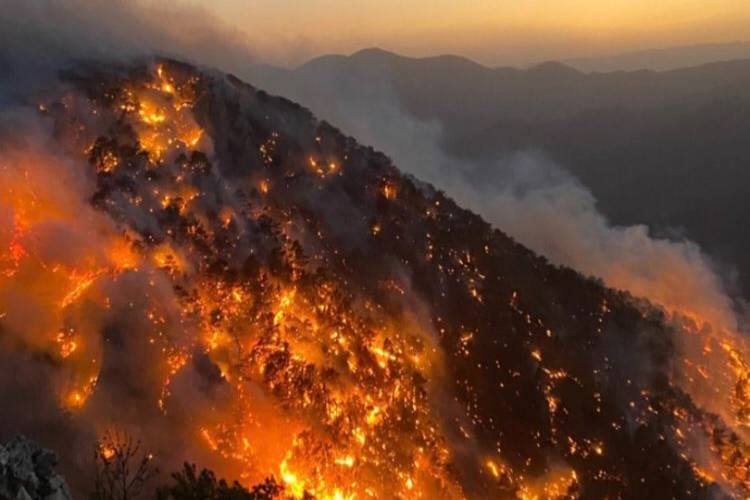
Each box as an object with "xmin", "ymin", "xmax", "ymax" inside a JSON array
[
  {"xmin": 0, "ymin": 445, "xmax": 9, "ymax": 467},
  {"xmin": 32, "ymin": 449, "xmax": 57, "ymax": 484},
  {"xmin": 5, "ymin": 437, "xmax": 40, "ymax": 491},
  {"xmin": 16, "ymin": 487, "xmax": 34, "ymax": 500},
  {"xmin": 0, "ymin": 437, "xmax": 73, "ymax": 500}
]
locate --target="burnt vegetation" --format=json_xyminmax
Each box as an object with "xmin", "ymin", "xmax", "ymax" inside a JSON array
[
  {"xmin": 17, "ymin": 59, "xmax": 749, "ymax": 498},
  {"xmin": 156, "ymin": 463, "xmax": 281, "ymax": 500}
]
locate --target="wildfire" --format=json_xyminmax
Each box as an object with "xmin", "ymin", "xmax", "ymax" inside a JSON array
[
  {"xmin": 1, "ymin": 218, "xmax": 28, "ymax": 277},
  {"xmin": 517, "ymin": 467, "xmax": 578, "ymax": 500},
  {"xmin": 120, "ymin": 64, "xmax": 204, "ymax": 162},
  {"xmin": 59, "ymin": 268, "xmax": 104, "ymax": 309},
  {"xmin": 8, "ymin": 59, "xmax": 750, "ymax": 499},
  {"xmin": 56, "ymin": 330, "xmax": 78, "ymax": 359},
  {"xmin": 64, "ymin": 375, "xmax": 99, "ymax": 410},
  {"xmin": 720, "ymin": 341, "xmax": 750, "ymax": 427},
  {"xmin": 381, "ymin": 182, "xmax": 397, "ymax": 200},
  {"xmin": 99, "ymin": 444, "xmax": 116, "ymax": 460}
]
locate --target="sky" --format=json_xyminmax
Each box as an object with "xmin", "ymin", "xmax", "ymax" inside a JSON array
[{"xmin": 176, "ymin": 0, "xmax": 750, "ymax": 66}]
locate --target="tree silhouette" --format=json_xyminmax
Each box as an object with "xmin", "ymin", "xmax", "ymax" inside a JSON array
[
  {"xmin": 90, "ymin": 429, "xmax": 158, "ymax": 500},
  {"xmin": 156, "ymin": 463, "xmax": 282, "ymax": 500}
]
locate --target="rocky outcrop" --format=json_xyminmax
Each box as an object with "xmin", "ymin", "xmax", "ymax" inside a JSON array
[{"xmin": 0, "ymin": 437, "xmax": 72, "ymax": 500}]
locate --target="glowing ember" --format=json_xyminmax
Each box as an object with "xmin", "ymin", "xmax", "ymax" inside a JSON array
[{"xmin": 3, "ymin": 59, "xmax": 749, "ymax": 499}]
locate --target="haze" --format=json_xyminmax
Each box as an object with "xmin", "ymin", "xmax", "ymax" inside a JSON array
[{"xmin": 181, "ymin": 0, "xmax": 750, "ymax": 66}]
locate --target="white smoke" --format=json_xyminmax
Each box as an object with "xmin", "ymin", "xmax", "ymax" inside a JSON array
[
  {"xmin": 247, "ymin": 70, "xmax": 741, "ymax": 337},
  {"xmin": 0, "ymin": 0, "xmax": 261, "ymax": 104}
]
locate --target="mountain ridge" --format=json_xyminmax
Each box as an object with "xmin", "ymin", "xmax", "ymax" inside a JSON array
[
  {"xmin": 0, "ymin": 57, "xmax": 749, "ymax": 498},
  {"xmin": 59, "ymin": 59, "xmax": 750, "ymax": 496},
  {"xmin": 247, "ymin": 48, "xmax": 750, "ymax": 298}
]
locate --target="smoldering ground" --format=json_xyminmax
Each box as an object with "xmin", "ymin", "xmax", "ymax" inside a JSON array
[{"xmin": 1, "ymin": 0, "xmax": 749, "ymax": 496}]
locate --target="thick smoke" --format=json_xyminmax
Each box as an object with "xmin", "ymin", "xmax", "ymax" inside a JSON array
[
  {"xmin": 1, "ymin": 0, "xmax": 748, "ymax": 496},
  {"xmin": 0, "ymin": 110, "xmax": 114, "ymax": 490},
  {"xmin": 0, "ymin": 0, "xmax": 261, "ymax": 104},
  {"xmin": 0, "ymin": 105, "xmax": 227, "ymax": 494},
  {"xmin": 0, "ymin": 4, "xmax": 275, "ymax": 488},
  {"xmin": 0, "ymin": 12, "xmax": 240, "ymax": 484}
]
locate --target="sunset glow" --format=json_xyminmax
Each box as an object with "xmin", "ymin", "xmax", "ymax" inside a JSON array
[{"xmin": 198, "ymin": 0, "xmax": 750, "ymax": 65}]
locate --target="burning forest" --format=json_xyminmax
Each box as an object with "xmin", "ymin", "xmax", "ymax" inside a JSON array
[{"xmin": 0, "ymin": 59, "xmax": 749, "ymax": 499}]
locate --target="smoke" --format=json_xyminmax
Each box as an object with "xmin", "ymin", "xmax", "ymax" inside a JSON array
[
  {"xmin": 0, "ymin": 4, "xmax": 302, "ymax": 482},
  {"xmin": 247, "ymin": 69, "xmax": 741, "ymax": 336},
  {"xmin": 0, "ymin": 105, "xmax": 224, "ymax": 493},
  {"xmin": 0, "ymin": 12, "xmax": 312, "ymax": 481},
  {"xmin": 0, "ymin": 0, "xmax": 262, "ymax": 104},
  {"xmin": 0, "ymin": 110, "xmax": 115, "ymax": 491},
  {"xmin": 0, "ymin": 2, "xmax": 743, "ymax": 339},
  {"xmin": 1, "ymin": 1, "xmax": 749, "ymax": 495}
]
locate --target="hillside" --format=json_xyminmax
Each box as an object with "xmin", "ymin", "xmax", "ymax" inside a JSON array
[
  {"xmin": 0, "ymin": 59, "xmax": 748, "ymax": 498},
  {"xmin": 249, "ymin": 50, "xmax": 750, "ymax": 296}
]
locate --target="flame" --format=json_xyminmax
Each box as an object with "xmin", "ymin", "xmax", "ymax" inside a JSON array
[
  {"xmin": 121, "ymin": 64, "xmax": 205, "ymax": 162},
  {"xmin": 381, "ymin": 182, "xmax": 397, "ymax": 200},
  {"xmin": 99, "ymin": 444, "xmax": 116, "ymax": 460},
  {"xmin": 59, "ymin": 268, "xmax": 104, "ymax": 309},
  {"xmin": 9, "ymin": 60, "xmax": 750, "ymax": 499},
  {"xmin": 517, "ymin": 467, "xmax": 578, "ymax": 500}
]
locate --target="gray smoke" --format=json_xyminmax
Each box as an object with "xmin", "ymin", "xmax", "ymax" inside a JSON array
[
  {"xmin": 244, "ymin": 69, "xmax": 741, "ymax": 336},
  {"xmin": 0, "ymin": 0, "xmax": 260, "ymax": 104},
  {"xmin": 1, "ymin": 0, "xmax": 748, "ymax": 494}
]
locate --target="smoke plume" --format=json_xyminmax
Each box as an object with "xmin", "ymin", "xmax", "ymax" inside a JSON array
[
  {"xmin": 2, "ymin": 1, "xmax": 750, "ymax": 497},
  {"xmin": 247, "ymin": 69, "xmax": 743, "ymax": 334}
]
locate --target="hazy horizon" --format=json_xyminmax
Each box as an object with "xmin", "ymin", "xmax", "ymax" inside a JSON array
[
  {"xmin": 182, "ymin": 0, "xmax": 750, "ymax": 67},
  {"xmin": 265, "ymin": 40, "xmax": 750, "ymax": 73}
]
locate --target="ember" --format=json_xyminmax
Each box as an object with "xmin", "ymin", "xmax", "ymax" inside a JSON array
[{"xmin": 1, "ymin": 59, "xmax": 749, "ymax": 499}]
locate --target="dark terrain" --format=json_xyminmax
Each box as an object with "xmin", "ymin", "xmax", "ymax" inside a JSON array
[
  {"xmin": 0, "ymin": 58, "xmax": 748, "ymax": 498},
  {"xmin": 250, "ymin": 49, "xmax": 750, "ymax": 297}
]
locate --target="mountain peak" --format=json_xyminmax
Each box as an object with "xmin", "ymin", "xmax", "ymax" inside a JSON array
[
  {"xmin": 525, "ymin": 60, "xmax": 582, "ymax": 77},
  {"xmin": 350, "ymin": 47, "xmax": 398, "ymax": 59}
]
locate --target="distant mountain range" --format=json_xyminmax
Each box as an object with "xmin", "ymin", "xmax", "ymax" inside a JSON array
[
  {"xmin": 564, "ymin": 40, "xmax": 750, "ymax": 72},
  {"xmin": 248, "ymin": 48, "xmax": 750, "ymax": 297}
]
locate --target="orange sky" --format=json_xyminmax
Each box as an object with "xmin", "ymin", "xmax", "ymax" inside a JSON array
[{"xmin": 179, "ymin": 0, "xmax": 750, "ymax": 66}]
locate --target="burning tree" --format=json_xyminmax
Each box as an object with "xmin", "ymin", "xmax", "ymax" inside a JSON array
[
  {"xmin": 1, "ymin": 59, "xmax": 748, "ymax": 498},
  {"xmin": 90, "ymin": 429, "xmax": 158, "ymax": 500}
]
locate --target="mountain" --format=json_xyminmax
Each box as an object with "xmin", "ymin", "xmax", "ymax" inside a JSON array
[
  {"xmin": 1, "ymin": 59, "xmax": 749, "ymax": 498},
  {"xmin": 249, "ymin": 49, "xmax": 750, "ymax": 297},
  {"xmin": 255, "ymin": 48, "xmax": 750, "ymax": 129},
  {"xmin": 564, "ymin": 41, "xmax": 750, "ymax": 73}
]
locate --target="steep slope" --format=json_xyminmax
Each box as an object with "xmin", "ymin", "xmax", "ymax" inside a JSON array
[
  {"xmin": 1, "ymin": 59, "xmax": 749, "ymax": 499},
  {"xmin": 253, "ymin": 49, "xmax": 750, "ymax": 133},
  {"xmin": 249, "ymin": 51, "xmax": 750, "ymax": 297}
]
